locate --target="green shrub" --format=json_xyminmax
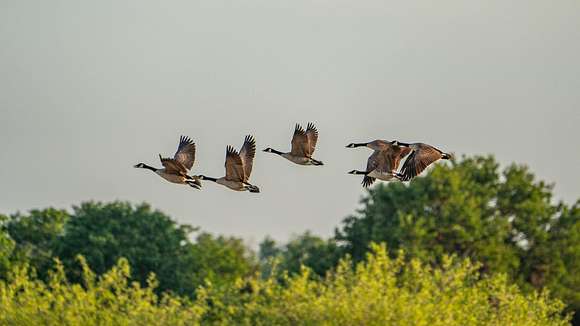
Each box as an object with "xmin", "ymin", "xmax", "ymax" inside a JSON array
[
  {"xmin": 0, "ymin": 257, "xmax": 207, "ymax": 326},
  {"xmin": 0, "ymin": 244, "xmax": 569, "ymax": 325},
  {"xmin": 203, "ymin": 243, "xmax": 569, "ymax": 325}
]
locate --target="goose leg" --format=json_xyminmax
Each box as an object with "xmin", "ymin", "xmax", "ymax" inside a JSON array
[
  {"xmin": 243, "ymin": 183, "xmax": 260, "ymax": 193},
  {"xmin": 187, "ymin": 181, "xmax": 201, "ymax": 189}
]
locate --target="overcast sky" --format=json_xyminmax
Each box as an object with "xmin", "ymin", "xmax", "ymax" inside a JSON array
[{"xmin": 1, "ymin": 1, "xmax": 579, "ymax": 245}]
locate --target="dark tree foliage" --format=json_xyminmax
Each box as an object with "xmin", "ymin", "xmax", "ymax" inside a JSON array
[
  {"xmin": 0, "ymin": 201, "xmax": 255, "ymax": 297},
  {"xmin": 2, "ymin": 208, "xmax": 69, "ymax": 279},
  {"xmin": 335, "ymin": 155, "xmax": 580, "ymax": 322},
  {"xmin": 259, "ymin": 231, "xmax": 341, "ymax": 277},
  {"xmin": 187, "ymin": 232, "xmax": 255, "ymax": 288},
  {"xmin": 53, "ymin": 202, "xmax": 198, "ymax": 294},
  {"xmin": 0, "ymin": 215, "xmax": 14, "ymax": 278}
]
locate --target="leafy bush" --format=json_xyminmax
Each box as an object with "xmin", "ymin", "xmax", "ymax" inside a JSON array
[
  {"xmin": 202, "ymin": 243, "xmax": 569, "ymax": 325},
  {"xmin": 0, "ymin": 257, "xmax": 207, "ymax": 326},
  {"xmin": 0, "ymin": 244, "xmax": 569, "ymax": 325}
]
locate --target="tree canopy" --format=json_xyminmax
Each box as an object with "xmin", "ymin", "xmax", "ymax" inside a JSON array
[{"xmin": 1, "ymin": 201, "xmax": 255, "ymax": 297}]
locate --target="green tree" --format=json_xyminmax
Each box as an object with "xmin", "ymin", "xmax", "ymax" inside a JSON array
[
  {"xmin": 0, "ymin": 215, "xmax": 15, "ymax": 278},
  {"xmin": 187, "ymin": 232, "xmax": 255, "ymax": 288},
  {"xmin": 335, "ymin": 155, "xmax": 580, "ymax": 322},
  {"xmin": 54, "ymin": 201, "xmax": 197, "ymax": 295},
  {"xmin": 544, "ymin": 200, "xmax": 580, "ymax": 324},
  {"xmin": 259, "ymin": 232, "xmax": 341, "ymax": 277},
  {"xmin": 2, "ymin": 208, "xmax": 70, "ymax": 279},
  {"xmin": 50, "ymin": 201, "xmax": 254, "ymax": 297}
]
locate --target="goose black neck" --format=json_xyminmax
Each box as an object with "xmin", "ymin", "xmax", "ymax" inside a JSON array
[
  {"xmin": 142, "ymin": 164, "xmax": 158, "ymax": 172},
  {"xmin": 350, "ymin": 170, "xmax": 368, "ymax": 175},
  {"xmin": 270, "ymin": 149, "xmax": 285, "ymax": 155},
  {"xmin": 203, "ymin": 176, "xmax": 218, "ymax": 182},
  {"xmin": 354, "ymin": 143, "xmax": 368, "ymax": 148}
]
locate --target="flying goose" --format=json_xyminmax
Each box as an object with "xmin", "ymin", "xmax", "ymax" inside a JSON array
[
  {"xmin": 263, "ymin": 123, "xmax": 323, "ymax": 166},
  {"xmin": 348, "ymin": 141, "xmax": 412, "ymax": 187},
  {"xmin": 346, "ymin": 140, "xmax": 393, "ymax": 151},
  {"xmin": 197, "ymin": 135, "xmax": 260, "ymax": 193},
  {"xmin": 394, "ymin": 142, "xmax": 453, "ymax": 181},
  {"xmin": 134, "ymin": 136, "xmax": 202, "ymax": 189}
]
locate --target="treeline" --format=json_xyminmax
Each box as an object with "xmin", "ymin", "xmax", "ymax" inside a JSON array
[{"xmin": 0, "ymin": 155, "xmax": 578, "ymax": 325}]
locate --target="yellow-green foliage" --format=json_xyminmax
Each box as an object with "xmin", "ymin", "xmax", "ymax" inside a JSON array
[
  {"xmin": 0, "ymin": 256, "xmax": 207, "ymax": 326},
  {"xmin": 0, "ymin": 245, "xmax": 569, "ymax": 326},
  {"xmin": 202, "ymin": 244, "xmax": 569, "ymax": 326}
]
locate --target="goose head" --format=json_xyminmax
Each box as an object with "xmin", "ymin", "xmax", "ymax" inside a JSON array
[{"xmin": 346, "ymin": 142, "xmax": 368, "ymax": 148}]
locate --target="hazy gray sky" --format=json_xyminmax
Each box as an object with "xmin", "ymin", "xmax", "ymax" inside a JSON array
[{"xmin": 1, "ymin": 1, "xmax": 579, "ymax": 245}]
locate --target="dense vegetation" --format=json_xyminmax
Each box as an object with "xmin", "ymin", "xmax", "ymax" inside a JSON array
[
  {"xmin": 1, "ymin": 155, "xmax": 578, "ymax": 324},
  {"xmin": 0, "ymin": 245, "xmax": 569, "ymax": 325}
]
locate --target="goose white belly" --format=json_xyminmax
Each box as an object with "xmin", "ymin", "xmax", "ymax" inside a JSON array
[
  {"xmin": 368, "ymin": 170, "xmax": 396, "ymax": 182},
  {"xmin": 281, "ymin": 153, "xmax": 312, "ymax": 165},
  {"xmin": 156, "ymin": 170, "xmax": 187, "ymax": 184},
  {"xmin": 217, "ymin": 178, "xmax": 245, "ymax": 191}
]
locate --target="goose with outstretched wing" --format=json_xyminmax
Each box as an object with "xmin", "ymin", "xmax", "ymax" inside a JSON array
[
  {"xmin": 134, "ymin": 136, "xmax": 202, "ymax": 189},
  {"xmin": 395, "ymin": 142, "xmax": 453, "ymax": 181},
  {"xmin": 263, "ymin": 123, "xmax": 323, "ymax": 166},
  {"xmin": 348, "ymin": 141, "xmax": 411, "ymax": 187},
  {"xmin": 198, "ymin": 135, "xmax": 260, "ymax": 193}
]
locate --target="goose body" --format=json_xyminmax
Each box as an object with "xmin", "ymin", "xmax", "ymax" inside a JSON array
[
  {"xmin": 155, "ymin": 170, "xmax": 192, "ymax": 184},
  {"xmin": 281, "ymin": 153, "xmax": 317, "ymax": 165},
  {"xmin": 264, "ymin": 123, "xmax": 323, "ymax": 166},
  {"xmin": 345, "ymin": 139, "xmax": 392, "ymax": 151},
  {"xmin": 395, "ymin": 142, "xmax": 453, "ymax": 181},
  {"xmin": 348, "ymin": 141, "xmax": 412, "ymax": 188},
  {"xmin": 197, "ymin": 135, "xmax": 260, "ymax": 193},
  {"xmin": 134, "ymin": 136, "xmax": 202, "ymax": 189}
]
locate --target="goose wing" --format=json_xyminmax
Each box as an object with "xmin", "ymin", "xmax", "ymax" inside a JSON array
[
  {"xmin": 290, "ymin": 123, "xmax": 308, "ymax": 156},
  {"xmin": 305, "ymin": 122, "xmax": 319, "ymax": 156},
  {"xmin": 362, "ymin": 151, "xmax": 381, "ymax": 188},
  {"xmin": 391, "ymin": 146, "xmax": 413, "ymax": 171},
  {"xmin": 239, "ymin": 135, "xmax": 256, "ymax": 180},
  {"xmin": 224, "ymin": 146, "xmax": 245, "ymax": 182},
  {"xmin": 173, "ymin": 135, "xmax": 196, "ymax": 171},
  {"xmin": 367, "ymin": 140, "xmax": 392, "ymax": 151},
  {"xmin": 398, "ymin": 143, "xmax": 442, "ymax": 181},
  {"xmin": 373, "ymin": 149, "xmax": 396, "ymax": 173},
  {"xmin": 159, "ymin": 155, "xmax": 188, "ymax": 175}
]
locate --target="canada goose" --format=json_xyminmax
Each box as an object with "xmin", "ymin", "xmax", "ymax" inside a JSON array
[
  {"xmin": 197, "ymin": 135, "xmax": 260, "ymax": 193},
  {"xmin": 346, "ymin": 140, "xmax": 393, "ymax": 151},
  {"xmin": 263, "ymin": 123, "xmax": 323, "ymax": 166},
  {"xmin": 394, "ymin": 142, "xmax": 453, "ymax": 181},
  {"xmin": 348, "ymin": 141, "xmax": 412, "ymax": 187},
  {"xmin": 134, "ymin": 136, "xmax": 202, "ymax": 189}
]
